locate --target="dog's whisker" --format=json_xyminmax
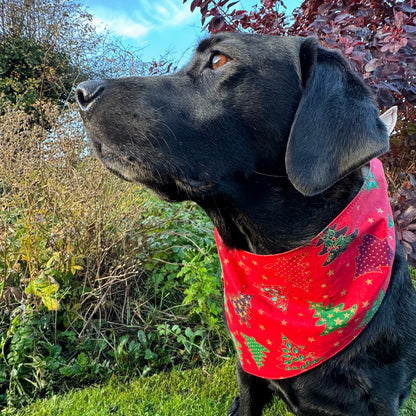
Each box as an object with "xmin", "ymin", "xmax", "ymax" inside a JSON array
[{"xmin": 252, "ymin": 170, "xmax": 287, "ymax": 178}]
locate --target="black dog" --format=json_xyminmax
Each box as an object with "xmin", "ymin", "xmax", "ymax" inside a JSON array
[{"xmin": 76, "ymin": 33, "xmax": 416, "ymax": 416}]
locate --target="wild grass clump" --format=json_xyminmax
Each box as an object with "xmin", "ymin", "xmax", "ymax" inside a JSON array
[{"xmin": 0, "ymin": 103, "xmax": 229, "ymax": 409}]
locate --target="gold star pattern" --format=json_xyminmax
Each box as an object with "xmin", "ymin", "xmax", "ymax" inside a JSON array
[
  {"xmin": 264, "ymin": 252, "xmax": 312, "ymax": 292},
  {"xmin": 355, "ymin": 234, "xmax": 394, "ymax": 279},
  {"xmin": 310, "ymin": 301, "xmax": 358, "ymax": 336}
]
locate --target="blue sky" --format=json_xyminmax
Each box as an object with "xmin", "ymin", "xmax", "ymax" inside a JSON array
[{"xmin": 82, "ymin": 0, "xmax": 302, "ymax": 65}]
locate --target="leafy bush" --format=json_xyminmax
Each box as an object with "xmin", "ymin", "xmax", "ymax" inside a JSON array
[
  {"xmin": 0, "ymin": 34, "xmax": 74, "ymax": 120},
  {"xmin": 0, "ymin": 103, "xmax": 229, "ymax": 409}
]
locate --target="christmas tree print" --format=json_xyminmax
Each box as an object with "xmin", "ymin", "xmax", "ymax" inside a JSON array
[
  {"xmin": 231, "ymin": 333, "xmax": 243, "ymax": 362},
  {"xmin": 388, "ymin": 213, "xmax": 394, "ymax": 229},
  {"xmin": 264, "ymin": 252, "xmax": 312, "ymax": 292},
  {"xmin": 224, "ymin": 293, "xmax": 232, "ymax": 322},
  {"xmin": 316, "ymin": 224, "xmax": 358, "ymax": 266},
  {"xmin": 362, "ymin": 170, "xmax": 380, "ymax": 193},
  {"xmin": 281, "ymin": 334, "xmax": 320, "ymax": 372},
  {"xmin": 354, "ymin": 235, "xmax": 394, "ymax": 279},
  {"xmin": 357, "ymin": 290, "xmax": 385, "ymax": 329},
  {"xmin": 229, "ymin": 292, "xmax": 253, "ymax": 327},
  {"xmin": 310, "ymin": 301, "xmax": 358, "ymax": 336},
  {"xmin": 255, "ymin": 284, "xmax": 288, "ymax": 314},
  {"xmin": 242, "ymin": 333, "xmax": 269, "ymax": 369}
]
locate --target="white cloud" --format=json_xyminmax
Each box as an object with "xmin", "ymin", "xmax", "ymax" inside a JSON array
[
  {"xmin": 84, "ymin": 0, "xmax": 202, "ymax": 66},
  {"xmin": 89, "ymin": 0, "xmax": 196, "ymax": 41},
  {"xmin": 92, "ymin": 12, "xmax": 150, "ymax": 40}
]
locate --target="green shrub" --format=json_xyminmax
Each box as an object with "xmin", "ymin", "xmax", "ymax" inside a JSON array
[{"xmin": 0, "ymin": 103, "xmax": 229, "ymax": 410}]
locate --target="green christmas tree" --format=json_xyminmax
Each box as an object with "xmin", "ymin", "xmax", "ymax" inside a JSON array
[
  {"xmin": 388, "ymin": 213, "xmax": 394, "ymax": 229},
  {"xmin": 357, "ymin": 290, "xmax": 385, "ymax": 329},
  {"xmin": 317, "ymin": 224, "xmax": 358, "ymax": 266},
  {"xmin": 231, "ymin": 333, "xmax": 243, "ymax": 362},
  {"xmin": 281, "ymin": 334, "xmax": 320, "ymax": 372},
  {"xmin": 310, "ymin": 301, "xmax": 358, "ymax": 336},
  {"xmin": 242, "ymin": 333, "xmax": 269, "ymax": 369},
  {"xmin": 224, "ymin": 293, "xmax": 232, "ymax": 322},
  {"xmin": 362, "ymin": 170, "xmax": 380, "ymax": 193}
]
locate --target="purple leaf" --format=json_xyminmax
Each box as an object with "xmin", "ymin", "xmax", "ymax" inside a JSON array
[
  {"xmin": 401, "ymin": 3, "xmax": 416, "ymax": 13},
  {"xmin": 403, "ymin": 25, "xmax": 416, "ymax": 33},
  {"xmin": 365, "ymin": 58, "xmax": 382, "ymax": 72},
  {"xmin": 403, "ymin": 241, "xmax": 413, "ymax": 255},
  {"xmin": 403, "ymin": 231, "xmax": 416, "ymax": 243},
  {"xmin": 190, "ymin": 0, "xmax": 202, "ymax": 12},
  {"xmin": 403, "ymin": 206, "xmax": 416, "ymax": 222},
  {"xmin": 334, "ymin": 13, "xmax": 349, "ymax": 24}
]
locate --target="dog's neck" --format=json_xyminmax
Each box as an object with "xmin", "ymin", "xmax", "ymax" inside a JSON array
[{"xmin": 199, "ymin": 169, "xmax": 365, "ymax": 255}]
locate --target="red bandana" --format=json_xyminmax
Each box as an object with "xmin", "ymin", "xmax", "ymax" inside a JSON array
[{"xmin": 215, "ymin": 158, "xmax": 395, "ymax": 379}]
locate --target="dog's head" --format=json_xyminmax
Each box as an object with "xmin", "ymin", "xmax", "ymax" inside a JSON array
[{"xmin": 77, "ymin": 33, "xmax": 388, "ymax": 200}]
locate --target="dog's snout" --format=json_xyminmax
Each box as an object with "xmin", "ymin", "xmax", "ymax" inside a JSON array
[{"xmin": 76, "ymin": 80, "xmax": 106, "ymax": 111}]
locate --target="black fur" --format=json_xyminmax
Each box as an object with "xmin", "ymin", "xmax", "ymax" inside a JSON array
[{"xmin": 77, "ymin": 33, "xmax": 416, "ymax": 416}]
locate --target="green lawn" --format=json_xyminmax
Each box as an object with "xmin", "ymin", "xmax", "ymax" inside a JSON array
[{"xmin": 8, "ymin": 360, "xmax": 416, "ymax": 416}]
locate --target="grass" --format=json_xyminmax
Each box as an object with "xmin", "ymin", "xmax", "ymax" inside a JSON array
[{"xmin": 7, "ymin": 360, "xmax": 416, "ymax": 416}]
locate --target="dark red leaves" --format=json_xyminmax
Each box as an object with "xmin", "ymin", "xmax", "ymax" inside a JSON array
[{"xmin": 190, "ymin": 0, "xmax": 202, "ymax": 13}]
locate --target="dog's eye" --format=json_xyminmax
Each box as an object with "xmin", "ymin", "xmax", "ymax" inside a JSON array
[{"xmin": 210, "ymin": 53, "xmax": 230, "ymax": 70}]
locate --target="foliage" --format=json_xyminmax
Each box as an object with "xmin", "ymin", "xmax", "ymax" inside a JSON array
[
  {"xmin": 0, "ymin": 0, "xmax": 99, "ymax": 119},
  {"xmin": 0, "ymin": 34, "xmax": 75, "ymax": 123},
  {"xmin": 391, "ymin": 181, "xmax": 416, "ymax": 266},
  {"xmin": 0, "ymin": 0, "xmax": 159, "ymax": 125},
  {"xmin": 184, "ymin": 0, "xmax": 416, "ymax": 260},
  {"xmin": 0, "ymin": 103, "xmax": 229, "ymax": 409},
  {"xmin": 290, "ymin": 1, "xmax": 415, "ymax": 107},
  {"xmin": 7, "ymin": 361, "xmax": 416, "ymax": 416}
]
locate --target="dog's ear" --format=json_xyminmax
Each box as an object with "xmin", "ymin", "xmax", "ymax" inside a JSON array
[{"xmin": 285, "ymin": 37, "xmax": 389, "ymax": 197}]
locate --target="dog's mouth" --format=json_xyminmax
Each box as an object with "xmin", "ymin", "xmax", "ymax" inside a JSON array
[
  {"xmin": 91, "ymin": 140, "xmax": 139, "ymax": 181},
  {"xmin": 90, "ymin": 139, "xmax": 216, "ymax": 198}
]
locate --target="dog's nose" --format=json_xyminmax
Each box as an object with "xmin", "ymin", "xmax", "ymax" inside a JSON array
[{"xmin": 76, "ymin": 80, "xmax": 106, "ymax": 111}]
